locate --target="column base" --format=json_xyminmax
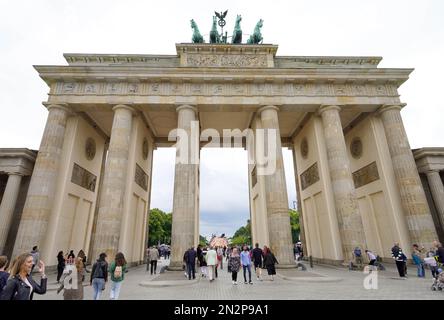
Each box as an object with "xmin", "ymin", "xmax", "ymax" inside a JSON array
[
  {"xmin": 276, "ymin": 264, "xmax": 297, "ymax": 269},
  {"xmin": 167, "ymin": 261, "xmax": 184, "ymax": 271}
]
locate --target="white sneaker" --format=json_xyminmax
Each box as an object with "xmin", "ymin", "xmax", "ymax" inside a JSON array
[
  {"xmin": 234, "ymin": 281, "xmax": 238, "ymax": 285},
  {"xmin": 232, "ymin": 281, "xmax": 235, "ymax": 284}
]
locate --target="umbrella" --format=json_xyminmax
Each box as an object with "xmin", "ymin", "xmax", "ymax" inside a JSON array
[{"xmin": 210, "ymin": 237, "xmax": 228, "ymax": 248}]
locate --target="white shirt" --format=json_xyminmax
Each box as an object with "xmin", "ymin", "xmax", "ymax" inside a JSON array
[
  {"xmin": 23, "ymin": 276, "xmax": 33, "ymax": 299},
  {"xmin": 367, "ymin": 252, "xmax": 376, "ymax": 260}
]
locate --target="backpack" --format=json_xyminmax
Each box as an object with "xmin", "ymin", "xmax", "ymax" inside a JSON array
[{"xmin": 114, "ymin": 265, "xmax": 122, "ymax": 279}]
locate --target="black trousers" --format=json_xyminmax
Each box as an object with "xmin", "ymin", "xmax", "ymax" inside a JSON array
[
  {"xmin": 187, "ymin": 262, "xmax": 196, "ymax": 279},
  {"xmin": 232, "ymin": 271, "xmax": 238, "ymax": 282},
  {"xmin": 150, "ymin": 260, "xmax": 158, "ymax": 274},
  {"xmin": 57, "ymin": 266, "xmax": 64, "ymax": 282},
  {"xmin": 395, "ymin": 260, "xmax": 406, "ymax": 277}
]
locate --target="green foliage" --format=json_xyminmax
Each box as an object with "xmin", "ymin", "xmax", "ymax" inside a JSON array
[
  {"xmin": 230, "ymin": 219, "xmax": 251, "ymax": 246},
  {"xmin": 289, "ymin": 209, "xmax": 300, "ymax": 243},
  {"xmin": 148, "ymin": 208, "xmax": 172, "ymax": 246},
  {"xmin": 199, "ymin": 235, "xmax": 208, "ymax": 247}
]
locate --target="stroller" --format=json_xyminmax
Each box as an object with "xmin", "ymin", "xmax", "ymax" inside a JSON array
[{"xmin": 431, "ymin": 268, "xmax": 444, "ymax": 291}]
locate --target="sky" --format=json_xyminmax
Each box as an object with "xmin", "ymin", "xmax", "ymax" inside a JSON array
[{"xmin": 1, "ymin": 0, "xmax": 443, "ymax": 239}]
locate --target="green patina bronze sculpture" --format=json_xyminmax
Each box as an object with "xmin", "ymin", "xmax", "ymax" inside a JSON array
[
  {"xmin": 210, "ymin": 16, "xmax": 221, "ymax": 43},
  {"xmin": 231, "ymin": 14, "xmax": 242, "ymax": 44},
  {"xmin": 247, "ymin": 19, "xmax": 264, "ymax": 44},
  {"xmin": 190, "ymin": 11, "xmax": 263, "ymax": 44},
  {"xmin": 190, "ymin": 19, "xmax": 204, "ymax": 43}
]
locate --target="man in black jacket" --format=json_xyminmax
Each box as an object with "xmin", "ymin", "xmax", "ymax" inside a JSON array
[{"xmin": 186, "ymin": 247, "xmax": 197, "ymax": 280}]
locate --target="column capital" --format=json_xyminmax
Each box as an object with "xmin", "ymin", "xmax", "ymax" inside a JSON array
[
  {"xmin": 112, "ymin": 104, "xmax": 136, "ymax": 114},
  {"xmin": 426, "ymin": 169, "xmax": 441, "ymax": 175},
  {"xmin": 257, "ymin": 105, "xmax": 280, "ymax": 114},
  {"xmin": 318, "ymin": 104, "xmax": 341, "ymax": 116},
  {"xmin": 43, "ymin": 103, "xmax": 71, "ymax": 114},
  {"xmin": 176, "ymin": 104, "xmax": 197, "ymax": 114},
  {"xmin": 377, "ymin": 103, "xmax": 407, "ymax": 115}
]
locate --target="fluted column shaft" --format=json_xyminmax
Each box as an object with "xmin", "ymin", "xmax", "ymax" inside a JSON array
[
  {"xmin": 259, "ymin": 105, "xmax": 294, "ymax": 267},
  {"xmin": 319, "ymin": 105, "xmax": 367, "ymax": 262},
  {"xmin": 91, "ymin": 105, "xmax": 134, "ymax": 260},
  {"xmin": 379, "ymin": 105, "xmax": 438, "ymax": 248},
  {"xmin": 12, "ymin": 104, "xmax": 69, "ymax": 257},
  {"xmin": 0, "ymin": 174, "xmax": 23, "ymax": 254},
  {"xmin": 169, "ymin": 105, "xmax": 200, "ymax": 270},
  {"xmin": 426, "ymin": 170, "xmax": 444, "ymax": 231}
]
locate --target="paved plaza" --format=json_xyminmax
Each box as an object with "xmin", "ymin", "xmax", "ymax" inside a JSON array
[{"xmin": 34, "ymin": 259, "xmax": 444, "ymax": 300}]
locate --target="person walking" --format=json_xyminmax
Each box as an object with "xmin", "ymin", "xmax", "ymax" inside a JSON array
[
  {"xmin": 240, "ymin": 245, "xmax": 253, "ymax": 284},
  {"xmin": 149, "ymin": 245, "xmax": 159, "ymax": 275},
  {"xmin": 199, "ymin": 247, "xmax": 208, "ymax": 278},
  {"xmin": 90, "ymin": 252, "xmax": 108, "ymax": 300},
  {"xmin": 365, "ymin": 250, "xmax": 377, "ymax": 266},
  {"xmin": 185, "ymin": 247, "xmax": 197, "ymax": 280},
  {"xmin": 56, "ymin": 251, "xmax": 66, "ymax": 283},
  {"xmin": 217, "ymin": 247, "xmax": 224, "ymax": 270},
  {"xmin": 30, "ymin": 246, "xmax": 40, "ymax": 273},
  {"xmin": 0, "ymin": 256, "xmax": 9, "ymax": 296},
  {"xmin": 228, "ymin": 247, "xmax": 241, "ymax": 284},
  {"xmin": 0, "ymin": 253, "xmax": 47, "ymax": 300},
  {"xmin": 109, "ymin": 252, "xmax": 127, "ymax": 300},
  {"xmin": 424, "ymin": 251, "xmax": 439, "ymax": 278},
  {"xmin": 252, "ymin": 243, "xmax": 264, "ymax": 281},
  {"xmin": 57, "ymin": 257, "xmax": 84, "ymax": 300},
  {"xmin": 412, "ymin": 244, "xmax": 425, "ymax": 278},
  {"xmin": 206, "ymin": 246, "xmax": 217, "ymax": 281},
  {"xmin": 391, "ymin": 242, "xmax": 406, "ymax": 278},
  {"xmin": 434, "ymin": 241, "xmax": 444, "ymax": 263},
  {"xmin": 263, "ymin": 246, "xmax": 278, "ymax": 281}
]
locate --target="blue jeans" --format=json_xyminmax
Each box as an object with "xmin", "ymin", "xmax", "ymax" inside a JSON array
[
  {"xmin": 416, "ymin": 264, "xmax": 425, "ymax": 277},
  {"xmin": 110, "ymin": 280, "xmax": 122, "ymax": 299},
  {"xmin": 243, "ymin": 265, "xmax": 251, "ymax": 283},
  {"xmin": 92, "ymin": 278, "xmax": 105, "ymax": 300}
]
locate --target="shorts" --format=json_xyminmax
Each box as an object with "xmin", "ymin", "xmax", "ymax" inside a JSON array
[{"xmin": 254, "ymin": 261, "xmax": 262, "ymax": 268}]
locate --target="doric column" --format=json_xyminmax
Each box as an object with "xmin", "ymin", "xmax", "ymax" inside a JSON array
[
  {"xmin": 379, "ymin": 105, "xmax": 438, "ymax": 247},
  {"xmin": 426, "ymin": 170, "xmax": 444, "ymax": 231},
  {"xmin": 169, "ymin": 105, "xmax": 199, "ymax": 270},
  {"xmin": 0, "ymin": 173, "xmax": 23, "ymax": 254},
  {"xmin": 258, "ymin": 105, "xmax": 294, "ymax": 267},
  {"xmin": 318, "ymin": 105, "xmax": 367, "ymax": 262},
  {"xmin": 91, "ymin": 105, "xmax": 134, "ymax": 260},
  {"xmin": 12, "ymin": 104, "xmax": 70, "ymax": 257}
]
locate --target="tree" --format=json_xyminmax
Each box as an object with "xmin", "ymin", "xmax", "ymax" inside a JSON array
[
  {"xmin": 148, "ymin": 208, "xmax": 171, "ymax": 246},
  {"xmin": 230, "ymin": 219, "xmax": 251, "ymax": 246},
  {"xmin": 289, "ymin": 209, "xmax": 300, "ymax": 244}
]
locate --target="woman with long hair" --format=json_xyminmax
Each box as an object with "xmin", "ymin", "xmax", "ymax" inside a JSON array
[
  {"xmin": 263, "ymin": 246, "xmax": 278, "ymax": 281},
  {"xmin": 228, "ymin": 247, "xmax": 241, "ymax": 285},
  {"xmin": 57, "ymin": 257, "xmax": 84, "ymax": 300},
  {"xmin": 0, "ymin": 253, "xmax": 47, "ymax": 300},
  {"xmin": 109, "ymin": 252, "xmax": 127, "ymax": 300},
  {"xmin": 56, "ymin": 251, "xmax": 65, "ymax": 283}
]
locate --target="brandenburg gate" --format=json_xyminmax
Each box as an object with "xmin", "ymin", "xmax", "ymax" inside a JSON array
[{"xmin": 7, "ymin": 42, "xmax": 439, "ymax": 268}]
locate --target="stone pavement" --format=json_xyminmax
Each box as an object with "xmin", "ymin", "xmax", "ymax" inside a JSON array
[{"xmin": 34, "ymin": 258, "xmax": 444, "ymax": 300}]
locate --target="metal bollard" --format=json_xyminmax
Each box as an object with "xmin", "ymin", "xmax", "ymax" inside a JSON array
[{"xmin": 309, "ymin": 255, "xmax": 313, "ymax": 268}]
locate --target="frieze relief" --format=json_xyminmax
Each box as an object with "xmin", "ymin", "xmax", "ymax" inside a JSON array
[
  {"xmin": 186, "ymin": 54, "xmax": 268, "ymax": 68},
  {"xmin": 55, "ymin": 81, "xmax": 399, "ymax": 98}
]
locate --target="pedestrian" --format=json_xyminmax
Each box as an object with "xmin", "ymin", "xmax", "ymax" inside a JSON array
[
  {"xmin": 434, "ymin": 241, "xmax": 444, "ymax": 263},
  {"xmin": 77, "ymin": 250, "xmax": 88, "ymax": 273},
  {"xmin": 0, "ymin": 256, "xmax": 9, "ymax": 296},
  {"xmin": 149, "ymin": 245, "xmax": 159, "ymax": 275},
  {"xmin": 145, "ymin": 247, "xmax": 150, "ymax": 271},
  {"xmin": 391, "ymin": 242, "xmax": 406, "ymax": 278},
  {"xmin": 240, "ymin": 245, "xmax": 253, "ymax": 284},
  {"xmin": 424, "ymin": 251, "xmax": 439, "ymax": 278},
  {"xmin": 412, "ymin": 244, "xmax": 425, "ymax": 278},
  {"xmin": 57, "ymin": 257, "xmax": 84, "ymax": 300},
  {"xmin": 56, "ymin": 251, "xmax": 65, "ymax": 283},
  {"xmin": 90, "ymin": 252, "xmax": 108, "ymax": 300},
  {"xmin": 199, "ymin": 247, "xmax": 208, "ymax": 278},
  {"xmin": 0, "ymin": 253, "xmax": 47, "ymax": 300},
  {"xmin": 217, "ymin": 247, "xmax": 224, "ymax": 270},
  {"xmin": 185, "ymin": 247, "xmax": 197, "ymax": 280},
  {"xmin": 30, "ymin": 246, "xmax": 40, "ymax": 273},
  {"xmin": 365, "ymin": 250, "xmax": 377, "ymax": 266},
  {"xmin": 353, "ymin": 246, "xmax": 363, "ymax": 269},
  {"xmin": 206, "ymin": 246, "xmax": 217, "ymax": 281},
  {"xmin": 263, "ymin": 246, "xmax": 278, "ymax": 281},
  {"xmin": 228, "ymin": 248, "xmax": 241, "ymax": 285},
  {"xmin": 252, "ymin": 243, "xmax": 264, "ymax": 281},
  {"xmin": 109, "ymin": 252, "xmax": 127, "ymax": 300}
]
